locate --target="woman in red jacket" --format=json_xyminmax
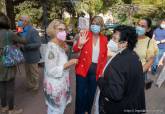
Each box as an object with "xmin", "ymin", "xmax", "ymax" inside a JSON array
[{"xmin": 73, "ymin": 16, "xmax": 108, "ymax": 114}]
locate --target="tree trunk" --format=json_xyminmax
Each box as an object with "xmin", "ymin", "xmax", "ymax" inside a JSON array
[{"xmin": 5, "ymin": 0, "xmax": 16, "ymax": 30}]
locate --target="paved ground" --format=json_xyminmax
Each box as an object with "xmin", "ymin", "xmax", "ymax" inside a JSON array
[{"xmin": 13, "ymin": 61, "xmax": 165, "ymax": 114}]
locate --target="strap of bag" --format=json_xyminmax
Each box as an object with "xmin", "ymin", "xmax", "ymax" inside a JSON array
[
  {"xmin": 3, "ymin": 32, "xmax": 11, "ymax": 46},
  {"xmin": 145, "ymin": 38, "xmax": 151, "ymax": 61}
]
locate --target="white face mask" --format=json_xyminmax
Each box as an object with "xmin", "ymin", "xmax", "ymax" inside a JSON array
[
  {"xmin": 160, "ymin": 24, "xmax": 165, "ymax": 29},
  {"xmin": 108, "ymin": 40, "xmax": 119, "ymax": 52}
]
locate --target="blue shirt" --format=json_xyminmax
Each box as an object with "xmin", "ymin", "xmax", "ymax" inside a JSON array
[
  {"xmin": 154, "ymin": 28, "xmax": 165, "ymax": 49},
  {"xmin": 20, "ymin": 25, "xmax": 32, "ymax": 38},
  {"xmin": 19, "ymin": 25, "xmax": 41, "ymax": 64}
]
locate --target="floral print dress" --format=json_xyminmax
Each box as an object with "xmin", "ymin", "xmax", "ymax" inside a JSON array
[{"xmin": 44, "ymin": 42, "xmax": 71, "ymax": 114}]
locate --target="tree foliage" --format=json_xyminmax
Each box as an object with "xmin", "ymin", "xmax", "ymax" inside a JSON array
[
  {"xmin": 132, "ymin": 0, "xmax": 165, "ymax": 22},
  {"xmin": 15, "ymin": 0, "xmax": 43, "ymax": 25},
  {"xmin": 0, "ymin": 0, "xmax": 5, "ymax": 12},
  {"xmin": 1, "ymin": 0, "xmax": 165, "ymax": 28},
  {"xmin": 74, "ymin": 0, "xmax": 104, "ymax": 16}
]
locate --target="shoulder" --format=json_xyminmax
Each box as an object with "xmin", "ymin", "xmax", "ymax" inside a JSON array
[
  {"xmin": 28, "ymin": 26, "xmax": 39, "ymax": 34},
  {"xmin": 7, "ymin": 30, "xmax": 19, "ymax": 39},
  {"xmin": 144, "ymin": 36, "xmax": 150, "ymax": 40},
  {"xmin": 31, "ymin": 28, "xmax": 39, "ymax": 34},
  {"xmin": 154, "ymin": 28, "xmax": 161, "ymax": 33},
  {"xmin": 145, "ymin": 37, "xmax": 156, "ymax": 45},
  {"xmin": 115, "ymin": 49, "xmax": 139, "ymax": 64},
  {"xmin": 47, "ymin": 42, "xmax": 58, "ymax": 49},
  {"xmin": 150, "ymin": 38, "xmax": 156, "ymax": 43},
  {"xmin": 100, "ymin": 34, "xmax": 108, "ymax": 43}
]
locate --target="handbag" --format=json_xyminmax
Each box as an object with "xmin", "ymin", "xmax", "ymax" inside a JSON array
[
  {"xmin": 2, "ymin": 32, "xmax": 24, "ymax": 67},
  {"xmin": 145, "ymin": 38, "xmax": 153, "ymax": 90}
]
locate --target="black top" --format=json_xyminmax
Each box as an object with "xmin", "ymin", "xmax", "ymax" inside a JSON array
[
  {"xmin": 145, "ymin": 28, "xmax": 154, "ymax": 39},
  {"xmin": 98, "ymin": 49, "xmax": 146, "ymax": 114}
]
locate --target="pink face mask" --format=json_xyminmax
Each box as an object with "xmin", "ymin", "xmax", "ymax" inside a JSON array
[{"xmin": 56, "ymin": 31, "xmax": 67, "ymax": 41}]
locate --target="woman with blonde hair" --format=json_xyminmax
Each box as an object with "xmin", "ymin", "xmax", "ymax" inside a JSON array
[
  {"xmin": 43, "ymin": 19, "xmax": 78, "ymax": 114},
  {"xmin": 73, "ymin": 16, "xmax": 108, "ymax": 114}
]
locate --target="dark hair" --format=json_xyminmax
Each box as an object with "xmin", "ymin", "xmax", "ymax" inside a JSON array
[
  {"xmin": 91, "ymin": 16, "xmax": 104, "ymax": 28},
  {"xmin": 114, "ymin": 25, "xmax": 138, "ymax": 50},
  {"xmin": 0, "ymin": 12, "xmax": 10, "ymax": 29},
  {"xmin": 142, "ymin": 18, "xmax": 152, "ymax": 28}
]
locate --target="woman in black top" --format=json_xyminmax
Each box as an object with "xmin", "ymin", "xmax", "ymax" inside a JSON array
[{"xmin": 98, "ymin": 25, "xmax": 146, "ymax": 114}]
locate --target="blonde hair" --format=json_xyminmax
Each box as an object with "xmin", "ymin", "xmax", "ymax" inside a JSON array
[
  {"xmin": 47, "ymin": 19, "xmax": 65, "ymax": 38},
  {"xmin": 91, "ymin": 16, "xmax": 104, "ymax": 29}
]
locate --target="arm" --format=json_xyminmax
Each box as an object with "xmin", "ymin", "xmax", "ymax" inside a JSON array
[
  {"xmin": 73, "ymin": 30, "xmax": 89, "ymax": 53},
  {"xmin": 11, "ymin": 32, "xmax": 27, "ymax": 44},
  {"xmin": 45, "ymin": 47, "xmax": 64, "ymax": 78},
  {"xmin": 73, "ymin": 38, "xmax": 81, "ymax": 52},
  {"xmin": 143, "ymin": 57, "xmax": 154, "ymax": 72},
  {"xmin": 144, "ymin": 39, "xmax": 158, "ymax": 72},
  {"xmin": 98, "ymin": 65, "xmax": 125, "ymax": 102},
  {"xmin": 45, "ymin": 45, "xmax": 77, "ymax": 78},
  {"xmin": 152, "ymin": 33, "xmax": 165, "ymax": 44},
  {"xmin": 160, "ymin": 39, "xmax": 165, "ymax": 43},
  {"xmin": 24, "ymin": 29, "xmax": 41, "ymax": 50},
  {"xmin": 156, "ymin": 39, "xmax": 165, "ymax": 44}
]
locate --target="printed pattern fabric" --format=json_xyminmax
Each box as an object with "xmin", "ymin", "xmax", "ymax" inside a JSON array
[{"xmin": 43, "ymin": 42, "xmax": 71, "ymax": 114}]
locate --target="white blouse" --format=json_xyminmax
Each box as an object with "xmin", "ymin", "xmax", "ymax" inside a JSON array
[
  {"xmin": 43, "ymin": 42, "xmax": 71, "ymax": 114},
  {"xmin": 92, "ymin": 38, "xmax": 100, "ymax": 63}
]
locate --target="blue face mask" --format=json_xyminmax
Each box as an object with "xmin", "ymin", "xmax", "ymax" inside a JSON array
[
  {"xmin": 17, "ymin": 21, "xmax": 23, "ymax": 27},
  {"xmin": 136, "ymin": 26, "xmax": 145, "ymax": 36},
  {"xmin": 91, "ymin": 25, "xmax": 101, "ymax": 34}
]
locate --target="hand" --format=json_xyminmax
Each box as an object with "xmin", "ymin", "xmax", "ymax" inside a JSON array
[
  {"xmin": 68, "ymin": 59, "xmax": 78, "ymax": 65},
  {"xmin": 156, "ymin": 41, "xmax": 161, "ymax": 44},
  {"xmin": 64, "ymin": 59, "xmax": 78, "ymax": 69},
  {"xmin": 78, "ymin": 30, "xmax": 89, "ymax": 48}
]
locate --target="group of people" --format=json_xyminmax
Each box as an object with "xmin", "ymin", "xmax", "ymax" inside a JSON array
[
  {"xmin": 43, "ymin": 15, "xmax": 151, "ymax": 114},
  {"xmin": 0, "ymin": 11, "xmax": 164, "ymax": 114}
]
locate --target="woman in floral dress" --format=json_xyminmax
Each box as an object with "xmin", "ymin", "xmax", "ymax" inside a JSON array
[{"xmin": 44, "ymin": 19, "xmax": 78, "ymax": 114}]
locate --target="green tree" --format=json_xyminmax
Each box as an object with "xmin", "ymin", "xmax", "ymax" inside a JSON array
[
  {"xmin": 0, "ymin": 0, "xmax": 5, "ymax": 12},
  {"xmin": 15, "ymin": 0, "xmax": 43, "ymax": 25},
  {"xmin": 122, "ymin": 0, "xmax": 132, "ymax": 4},
  {"xmin": 75, "ymin": 0, "xmax": 104, "ymax": 17}
]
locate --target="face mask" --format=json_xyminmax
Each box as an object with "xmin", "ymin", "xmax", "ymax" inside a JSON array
[
  {"xmin": 91, "ymin": 25, "xmax": 101, "ymax": 34},
  {"xmin": 160, "ymin": 24, "xmax": 165, "ymax": 29},
  {"xmin": 136, "ymin": 26, "xmax": 145, "ymax": 36},
  {"xmin": 56, "ymin": 31, "xmax": 67, "ymax": 41},
  {"xmin": 17, "ymin": 21, "xmax": 23, "ymax": 27},
  {"xmin": 108, "ymin": 40, "xmax": 119, "ymax": 52}
]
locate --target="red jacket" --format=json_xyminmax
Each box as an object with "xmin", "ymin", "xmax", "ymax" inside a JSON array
[{"xmin": 73, "ymin": 31, "xmax": 108, "ymax": 80}]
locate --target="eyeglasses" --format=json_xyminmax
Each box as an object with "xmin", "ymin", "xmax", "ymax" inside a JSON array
[
  {"xmin": 112, "ymin": 34, "xmax": 120, "ymax": 42},
  {"xmin": 56, "ymin": 28, "xmax": 66, "ymax": 31},
  {"xmin": 137, "ymin": 24, "xmax": 146, "ymax": 28},
  {"xmin": 91, "ymin": 23, "xmax": 100, "ymax": 26},
  {"xmin": 119, "ymin": 41, "xmax": 127, "ymax": 44}
]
